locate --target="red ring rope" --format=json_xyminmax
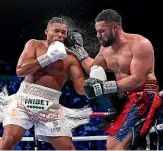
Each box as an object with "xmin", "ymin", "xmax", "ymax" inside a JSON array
[{"xmin": 90, "ymin": 112, "xmax": 108, "ymax": 117}]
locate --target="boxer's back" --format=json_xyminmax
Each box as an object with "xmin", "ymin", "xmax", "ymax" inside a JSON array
[
  {"xmin": 24, "ymin": 40, "xmax": 79, "ymax": 91},
  {"xmin": 100, "ymin": 34, "xmax": 156, "ymax": 81}
]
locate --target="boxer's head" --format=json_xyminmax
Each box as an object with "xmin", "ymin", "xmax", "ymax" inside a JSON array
[
  {"xmin": 45, "ymin": 17, "xmax": 68, "ymax": 44},
  {"xmin": 95, "ymin": 9, "xmax": 122, "ymax": 47}
]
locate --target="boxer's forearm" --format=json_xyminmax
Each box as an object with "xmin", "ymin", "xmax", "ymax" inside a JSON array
[
  {"xmin": 81, "ymin": 57, "xmax": 94, "ymax": 73},
  {"xmin": 116, "ymin": 74, "xmax": 146, "ymax": 93},
  {"xmin": 16, "ymin": 59, "xmax": 41, "ymax": 77}
]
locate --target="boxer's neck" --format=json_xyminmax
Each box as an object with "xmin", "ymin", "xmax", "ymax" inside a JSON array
[{"xmin": 111, "ymin": 30, "xmax": 127, "ymax": 50}]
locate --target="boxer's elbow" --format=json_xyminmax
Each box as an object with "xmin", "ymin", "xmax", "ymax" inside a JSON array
[
  {"xmin": 16, "ymin": 60, "xmax": 40, "ymax": 77},
  {"xmin": 73, "ymin": 79, "xmax": 85, "ymax": 95},
  {"xmin": 75, "ymin": 84, "xmax": 85, "ymax": 95},
  {"xmin": 16, "ymin": 65, "xmax": 34, "ymax": 77},
  {"xmin": 16, "ymin": 65, "xmax": 25, "ymax": 77},
  {"xmin": 133, "ymin": 74, "xmax": 147, "ymax": 88},
  {"xmin": 76, "ymin": 87, "xmax": 85, "ymax": 95},
  {"xmin": 117, "ymin": 74, "xmax": 147, "ymax": 92}
]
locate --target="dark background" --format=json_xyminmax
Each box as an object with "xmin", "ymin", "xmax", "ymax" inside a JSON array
[{"xmin": 0, "ymin": 0, "xmax": 163, "ymax": 87}]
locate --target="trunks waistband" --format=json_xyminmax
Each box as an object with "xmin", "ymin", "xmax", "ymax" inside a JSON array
[
  {"xmin": 139, "ymin": 79, "xmax": 159, "ymax": 93},
  {"xmin": 17, "ymin": 81, "xmax": 62, "ymax": 102}
]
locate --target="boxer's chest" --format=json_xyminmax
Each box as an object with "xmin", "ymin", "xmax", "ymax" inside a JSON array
[{"xmin": 103, "ymin": 46, "xmax": 132, "ymax": 75}]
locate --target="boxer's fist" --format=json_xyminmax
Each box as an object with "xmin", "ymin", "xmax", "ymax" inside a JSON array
[
  {"xmin": 84, "ymin": 77, "xmax": 104, "ymax": 99},
  {"xmin": 37, "ymin": 41, "xmax": 67, "ymax": 67},
  {"xmin": 66, "ymin": 31, "xmax": 84, "ymax": 48},
  {"xmin": 84, "ymin": 66, "xmax": 118, "ymax": 99},
  {"xmin": 47, "ymin": 41, "xmax": 67, "ymax": 62},
  {"xmin": 90, "ymin": 66, "xmax": 107, "ymax": 81},
  {"xmin": 84, "ymin": 66, "xmax": 107, "ymax": 99},
  {"xmin": 66, "ymin": 31, "xmax": 88, "ymax": 61}
]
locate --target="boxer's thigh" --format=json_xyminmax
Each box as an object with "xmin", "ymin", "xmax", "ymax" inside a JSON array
[
  {"xmin": 35, "ymin": 119, "xmax": 74, "ymax": 149},
  {"xmin": 106, "ymin": 100, "xmax": 139, "ymax": 143},
  {"xmin": 1, "ymin": 124, "xmax": 26, "ymax": 147}
]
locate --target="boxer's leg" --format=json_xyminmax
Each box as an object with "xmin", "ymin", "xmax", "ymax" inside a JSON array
[
  {"xmin": 35, "ymin": 117, "xmax": 76, "ymax": 150},
  {"xmin": 0, "ymin": 125, "xmax": 25, "ymax": 149},
  {"xmin": 106, "ymin": 131, "xmax": 132, "ymax": 150},
  {"xmin": 0, "ymin": 99, "xmax": 33, "ymax": 149},
  {"xmin": 106, "ymin": 93, "xmax": 150, "ymax": 150}
]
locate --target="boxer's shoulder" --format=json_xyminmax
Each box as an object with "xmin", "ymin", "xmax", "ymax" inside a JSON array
[
  {"xmin": 125, "ymin": 34, "xmax": 152, "ymax": 51},
  {"xmin": 25, "ymin": 39, "xmax": 43, "ymax": 48},
  {"xmin": 66, "ymin": 49, "xmax": 81, "ymax": 65},
  {"xmin": 26, "ymin": 39, "xmax": 46, "ymax": 45},
  {"xmin": 128, "ymin": 34, "xmax": 151, "ymax": 45}
]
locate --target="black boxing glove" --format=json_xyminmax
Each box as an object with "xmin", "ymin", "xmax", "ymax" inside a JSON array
[
  {"xmin": 84, "ymin": 66, "xmax": 118, "ymax": 99},
  {"xmin": 65, "ymin": 31, "xmax": 89, "ymax": 61}
]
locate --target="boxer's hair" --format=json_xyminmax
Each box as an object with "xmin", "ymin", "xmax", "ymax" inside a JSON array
[
  {"xmin": 95, "ymin": 9, "xmax": 122, "ymax": 26},
  {"xmin": 47, "ymin": 17, "xmax": 69, "ymax": 26}
]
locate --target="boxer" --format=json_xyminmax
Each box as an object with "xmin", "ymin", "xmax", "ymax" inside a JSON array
[
  {"xmin": 0, "ymin": 17, "xmax": 92, "ymax": 150},
  {"xmin": 67, "ymin": 9, "xmax": 162, "ymax": 150}
]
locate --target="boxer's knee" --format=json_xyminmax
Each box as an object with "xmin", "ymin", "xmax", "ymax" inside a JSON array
[
  {"xmin": 106, "ymin": 136, "xmax": 126, "ymax": 150},
  {"xmin": 61, "ymin": 143, "xmax": 75, "ymax": 150},
  {"xmin": 0, "ymin": 125, "xmax": 25, "ymax": 149},
  {"xmin": 106, "ymin": 136, "xmax": 121, "ymax": 150},
  {"xmin": 0, "ymin": 135, "xmax": 16, "ymax": 149},
  {"xmin": 106, "ymin": 132, "xmax": 132, "ymax": 150}
]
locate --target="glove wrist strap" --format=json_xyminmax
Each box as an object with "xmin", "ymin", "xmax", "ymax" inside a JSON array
[
  {"xmin": 37, "ymin": 53, "xmax": 52, "ymax": 67},
  {"xmin": 71, "ymin": 47, "xmax": 89, "ymax": 61},
  {"xmin": 103, "ymin": 81, "xmax": 118, "ymax": 94}
]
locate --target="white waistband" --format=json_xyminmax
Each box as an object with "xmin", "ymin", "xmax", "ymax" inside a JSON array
[{"xmin": 17, "ymin": 81, "xmax": 62, "ymax": 102}]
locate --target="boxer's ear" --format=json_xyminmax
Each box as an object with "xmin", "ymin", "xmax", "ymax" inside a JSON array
[
  {"xmin": 45, "ymin": 29, "xmax": 48, "ymax": 36},
  {"xmin": 112, "ymin": 24, "xmax": 118, "ymax": 36}
]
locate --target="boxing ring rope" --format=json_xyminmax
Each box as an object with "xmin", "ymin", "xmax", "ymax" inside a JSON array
[
  {"xmin": 0, "ymin": 123, "xmax": 162, "ymax": 142},
  {"xmin": 0, "ymin": 112, "xmax": 162, "ymax": 142},
  {"xmin": 0, "ymin": 136, "xmax": 108, "ymax": 141}
]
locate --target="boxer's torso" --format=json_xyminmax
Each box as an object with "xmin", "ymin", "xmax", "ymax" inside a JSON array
[
  {"xmin": 99, "ymin": 34, "xmax": 156, "ymax": 81},
  {"xmin": 24, "ymin": 40, "xmax": 77, "ymax": 91}
]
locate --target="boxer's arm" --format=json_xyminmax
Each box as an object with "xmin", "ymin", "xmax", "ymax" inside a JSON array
[
  {"xmin": 16, "ymin": 39, "xmax": 40, "ymax": 77},
  {"xmin": 117, "ymin": 39, "xmax": 154, "ymax": 92},
  {"xmin": 80, "ymin": 57, "xmax": 94, "ymax": 74},
  {"xmin": 81, "ymin": 46, "xmax": 108, "ymax": 73},
  {"xmin": 91, "ymin": 46, "xmax": 108, "ymax": 71},
  {"xmin": 93, "ymin": 53, "xmax": 108, "ymax": 70},
  {"xmin": 69, "ymin": 55, "xmax": 85, "ymax": 95}
]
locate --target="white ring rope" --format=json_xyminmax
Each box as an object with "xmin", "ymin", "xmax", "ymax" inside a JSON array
[
  {"xmin": 0, "ymin": 136, "xmax": 107, "ymax": 141},
  {"xmin": 0, "ymin": 123, "xmax": 162, "ymax": 142}
]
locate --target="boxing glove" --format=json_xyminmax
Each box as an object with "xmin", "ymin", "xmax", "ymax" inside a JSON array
[
  {"xmin": 84, "ymin": 66, "xmax": 118, "ymax": 99},
  {"xmin": 66, "ymin": 31, "xmax": 88, "ymax": 61},
  {"xmin": 37, "ymin": 41, "xmax": 67, "ymax": 67}
]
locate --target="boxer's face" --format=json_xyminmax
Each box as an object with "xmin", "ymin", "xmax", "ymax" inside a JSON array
[
  {"xmin": 45, "ymin": 23, "xmax": 68, "ymax": 44},
  {"xmin": 95, "ymin": 21, "xmax": 116, "ymax": 47}
]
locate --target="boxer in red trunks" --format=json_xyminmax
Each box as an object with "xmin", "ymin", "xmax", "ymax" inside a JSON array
[{"xmin": 66, "ymin": 9, "xmax": 162, "ymax": 150}]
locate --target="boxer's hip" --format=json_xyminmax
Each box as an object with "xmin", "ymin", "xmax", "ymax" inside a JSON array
[
  {"xmin": 17, "ymin": 81, "xmax": 62, "ymax": 103},
  {"xmin": 6, "ymin": 81, "xmax": 62, "ymax": 124},
  {"xmin": 6, "ymin": 81, "xmax": 92, "ymax": 128},
  {"xmin": 106, "ymin": 79, "xmax": 162, "ymax": 141},
  {"xmin": 138, "ymin": 79, "xmax": 159, "ymax": 93}
]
